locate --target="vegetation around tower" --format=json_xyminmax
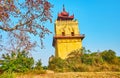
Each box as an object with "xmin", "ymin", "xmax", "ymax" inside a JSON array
[
  {"xmin": 48, "ymin": 48, "xmax": 120, "ymax": 72},
  {"xmin": 0, "ymin": 48, "xmax": 120, "ymax": 78}
]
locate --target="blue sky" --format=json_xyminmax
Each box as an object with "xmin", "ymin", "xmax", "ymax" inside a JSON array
[{"xmin": 32, "ymin": 0, "xmax": 120, "ymax": 66}]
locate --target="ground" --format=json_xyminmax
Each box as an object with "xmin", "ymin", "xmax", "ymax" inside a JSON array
[{"xmin": 16, "ymin": 72, "xmax": 120, "ymax": 78}]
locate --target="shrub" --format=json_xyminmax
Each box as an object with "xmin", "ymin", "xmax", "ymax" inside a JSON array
[
  {"xmin": 48, "ymin": 57, "xmax": 67, "ymax": 72},
  {"xmin": 48, "ymin": 49, "xmax": 120, "ymax": 72},
  {"xmin": 100, "ymin": 50, "xmax": 116, "ymax": 63},
  {"xmin": 0, "ymin": 72, "xmax": 16, "ymax": 78},
  {"xmin": 1, "ymin": 50, "xmax": 34, "ymax": 72},
  {"xmin": 34, "ymin": 59, "xmax": 42, "ymax": 70}
]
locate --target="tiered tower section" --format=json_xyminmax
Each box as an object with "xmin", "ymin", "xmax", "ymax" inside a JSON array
[{"xmin": 53, "ymin": 6, "xmax": 85, "ymax": 59}]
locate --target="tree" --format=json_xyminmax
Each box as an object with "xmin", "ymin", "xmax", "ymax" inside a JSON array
[
  {"xmin": 1, "ymin": 50, "xmax": 34, "ymax": 72},
  {"xmin": 100, "ymin": 50, "xmax": 116, "ymax": 63},
  {"xmin": 0, "ymin": 0, "xmax": 53, "ymax": 52},
  {"xmin": 35, "ymin": 59, "xmax": 42, "ymax": 70}
]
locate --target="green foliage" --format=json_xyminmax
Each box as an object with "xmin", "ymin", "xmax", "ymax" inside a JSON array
[
  {"xmin": 100, "ymin": 50, "xmax": 116, "ymax": 63},
  {"xmin": 34, "ymin": 59, "xmax": 42, "ymax": 70},
  {"xmin": 1, "ymin": 50, "xmax": 34, "ymax": 72},
  {"xmin": 48, "ymin": 48, "xmax": 120, "ymax": 72},
  {"xmin": 43, "ymin": 66, "xmax": 48, "ymax": 70},
  {"xmin": 48, "ymin": 57, "xmax": 67, "ymax": 72},
  {"xmin": 67, "ymin": 49, "xmax": 82, "ymax": 64},
  {"xmin": 0, "ymin": 72, "xmax": 16, "ymax": 78},
  {"xmin": 66, "ymin": 49, "xmax": 83, "ymax": 71}
]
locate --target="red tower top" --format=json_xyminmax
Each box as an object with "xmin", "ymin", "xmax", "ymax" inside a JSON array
[{"xmin": 57, "ymin": 5, "xmax": 74, "ymax": 20}]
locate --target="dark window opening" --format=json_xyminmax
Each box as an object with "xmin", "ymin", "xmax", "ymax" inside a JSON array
[
  {"xmin": 62, "ymin": 32, "xmax": 65, "ymax": 36},
  {"xmin": 71, "ymin": 32, "xmax": 74, "ymax": 36}
]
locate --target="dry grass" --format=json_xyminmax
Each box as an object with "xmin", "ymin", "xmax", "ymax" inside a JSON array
[{"xmin": 16, "ymin": 72, "xmax": 120, "ymax": 78}]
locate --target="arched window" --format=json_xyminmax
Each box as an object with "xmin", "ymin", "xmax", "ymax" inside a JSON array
[
  {"xmin": 71, "ymin": 32, "xmax": 74, "ymax": 36},
  {"xmin": 62, "ymin": 32, "xmax": 65, "ymax": 36}
]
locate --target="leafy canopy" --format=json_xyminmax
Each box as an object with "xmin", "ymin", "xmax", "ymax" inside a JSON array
[{"xmin": 1, "ymin": 50, "xmax": 34, "ymax": 72}]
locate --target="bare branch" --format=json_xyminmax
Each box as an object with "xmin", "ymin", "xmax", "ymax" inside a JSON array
[{"xmin": 0, "ymin": 0, "xmax": 53, "ymax": 52}]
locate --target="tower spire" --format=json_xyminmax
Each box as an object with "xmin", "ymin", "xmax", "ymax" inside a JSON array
[{"xmin": 63, "ymin": 4, "xmax": 65, "ymax": 11}]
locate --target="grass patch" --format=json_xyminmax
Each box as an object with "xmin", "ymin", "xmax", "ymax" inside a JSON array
[{"xmin": 0, "ymin": 72, "xmax": 16, "ymax": 78}]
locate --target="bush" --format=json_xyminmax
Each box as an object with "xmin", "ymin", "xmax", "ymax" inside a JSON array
[
  {"xmin": 48, "ymin": 49, "xmax": 120, "ymax": 72},
  {"xmin": 34, "ymin": 59, "xmax": 42, "ymax": 70},
  {"xmin": 48, "ymin": 57, "xmax": 67, "ymax": 72},
  {"xmin": 100, "ymin": 50, "xmax": 116, "ymax": 63},
  {"xmin": 1, "ymin": 50, "xmax": 34, "ymax": 72},
  {"xmin": 0, "ymin": 72, "xmax": 16, "ymax": 78},
  {"xmin": 110, "ymin": 65, "xmax": 120, "ymax": 71}
]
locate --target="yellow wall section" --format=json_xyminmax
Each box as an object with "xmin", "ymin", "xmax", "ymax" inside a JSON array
[
  {"xmin": 56, "ymin": 39, "xmax": 82, "ymax": 59},
  {"xmin": 55, "ymin": 20, "xmax": 80, "ymax": 36},
  {"xmin": 54, "ymin": 20, "xmax": 83, "ymax": 59}
]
